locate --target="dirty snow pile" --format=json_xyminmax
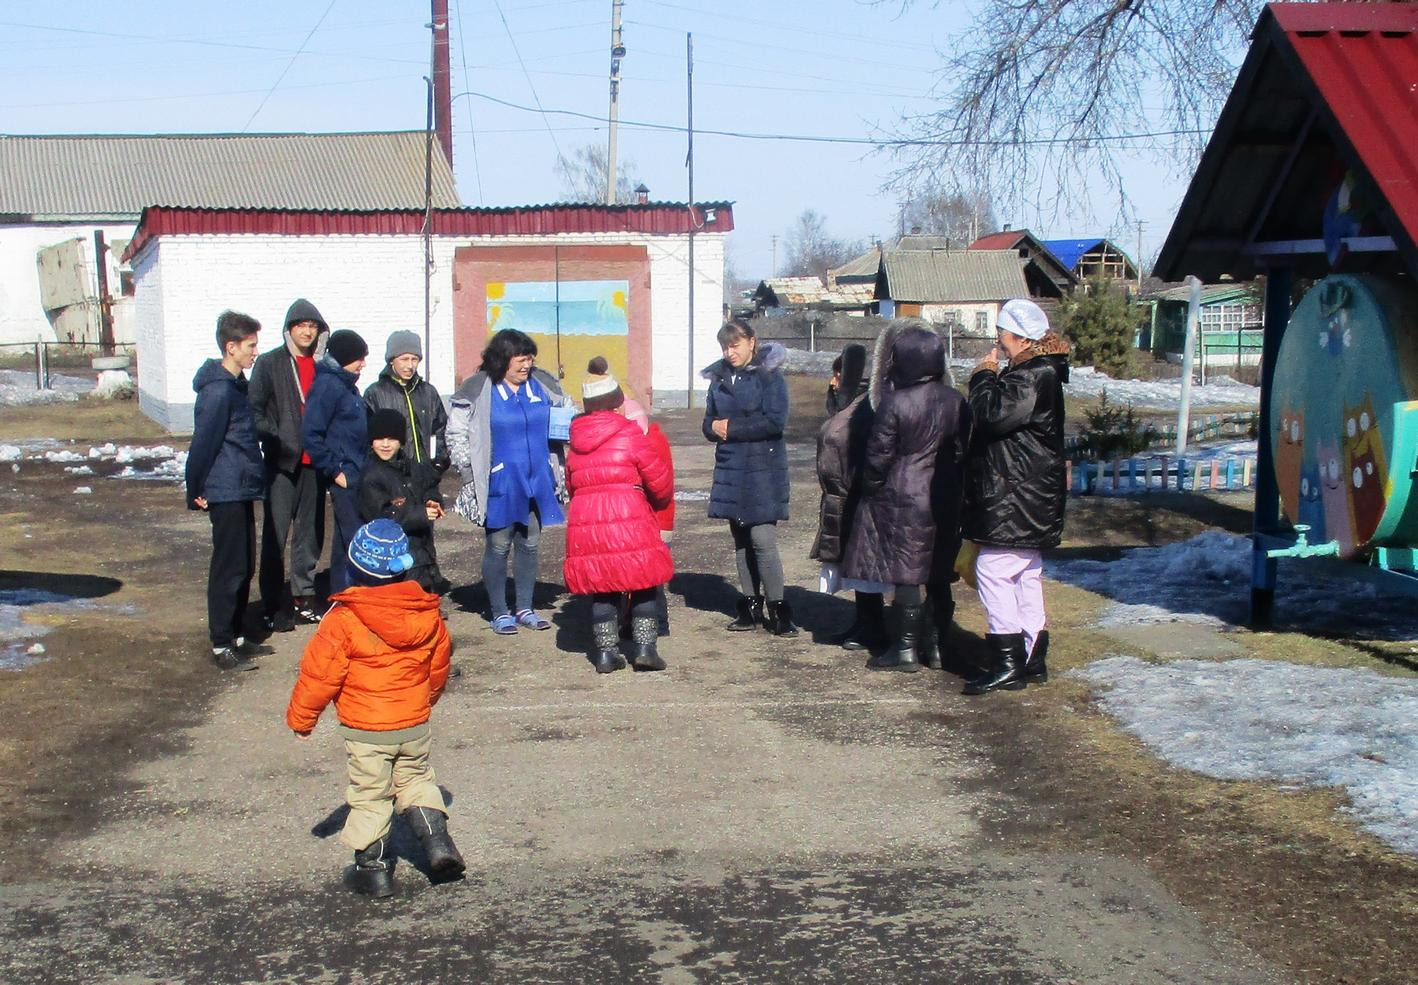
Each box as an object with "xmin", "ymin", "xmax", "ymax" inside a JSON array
[
  {"xmin": 1064, "ymin": 366, "xmax": 1259, "ymax": 410},
  {"xmin": 0, "ymin": 440, "xmax": 187, "ymax": 484},
  {"xmin": 1047, "ymin": 530, "xmax": 1418, "ymax": 638},
  {"xmin": 1073, "ymin": 656, "xmax": 1418, "ymax": 855},
  {"xmin": 0, "ymin": 369, "xmax": 93, "ymax": 406}
]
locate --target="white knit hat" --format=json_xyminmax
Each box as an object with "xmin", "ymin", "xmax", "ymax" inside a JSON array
[
  {"xmin": 996, "ymin": 298, "xmax": 1050, "ymax": 341},
  {"xmin": 581, "ymin": 356, "xmax": 624, "ymax": 412}
]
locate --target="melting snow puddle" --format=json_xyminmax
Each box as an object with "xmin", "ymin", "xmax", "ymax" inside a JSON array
[
  {"xmin": 1047, "ymin": 530, "xmax": 1418, "ymax": 638},
  {"xmin": 1072, "ymin": 656, "xmax": 1418, "ymax": 855}
]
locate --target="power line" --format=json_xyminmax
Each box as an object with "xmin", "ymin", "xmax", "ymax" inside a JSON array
[
  {"xmin": 452, "ymin": 0, "xmax": 485, "ymax": 204},
  {"xmin": 490, "ymin": 0, "xmax": 563, "ymax": 160},
  {"xmin": 241, "ymin": 0, "xmax": 340, "ymax": 131},
  {"xmin": 453, "ymin": 89, "xmax": 1210, "ymax": 148}
]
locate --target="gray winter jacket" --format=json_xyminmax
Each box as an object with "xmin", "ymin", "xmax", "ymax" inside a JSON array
[{"xmin": 447, "ymin": 367, "xmax": 575, "ymax": 527}]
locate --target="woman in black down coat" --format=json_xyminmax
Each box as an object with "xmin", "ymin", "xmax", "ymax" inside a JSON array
[
  {"xmin": 702, "ymin": 318, "xmax": 798, "ymax": 637},
  {"xmin": 843, "ymin": 319, "xmax": 971, "ymax": 672}
]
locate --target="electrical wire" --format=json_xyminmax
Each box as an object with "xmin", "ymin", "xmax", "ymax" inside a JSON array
[
  {"xmin": 452, "ymin": 0, "xmax": 485, "ymax": 204},
  {"xmin": 490, "ymin": 0, "xmax": 563, "ymax": 160},
  {"xmin": 241, "ymin": 0, "xmax": 340, "ymax": 131},
  {"xmin": 454, "ymin": 89, "xmax": 1210, "ymax": 147}
]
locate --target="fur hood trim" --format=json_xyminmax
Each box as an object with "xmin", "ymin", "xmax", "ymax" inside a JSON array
[
  {"xmin": 868, "ymin": 320, "xmax": 951, "ymax": 410},
  {"xmin": 1011, "ymin": 332, "xmax": 1071, "ymax": 366}
]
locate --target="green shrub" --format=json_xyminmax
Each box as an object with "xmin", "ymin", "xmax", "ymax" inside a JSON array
[
  {"xmin": 1080, "ymin": 390, "xmax": 1157, "ymax": 460},
  {"xmin": 1058, "ymin": 279, "xmax": 1140, "ymax": 377}
]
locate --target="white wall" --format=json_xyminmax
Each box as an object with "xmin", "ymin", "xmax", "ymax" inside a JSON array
[
  {"xmin": 0, "ymin": 221, "xmax": 137, "ymax": 345},
  {"xmin": 132, "ymin": 228, "xmax": 727, "ymax": 432}
]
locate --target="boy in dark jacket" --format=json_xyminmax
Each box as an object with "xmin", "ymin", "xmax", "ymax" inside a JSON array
[
  {"xmin": 363, "ymin": 331, "xmax": 449, "ymax": 475},
  {"xmin": 185, "ymin": 310, "xmax": 265, "ymax": 670},
  {"xmin": 249, "ymin": 298, "xmax": 329, "ymax": 630},
  {"xmin": 303, "ymin": 330, "xmax": 370, "ymax": 596},
  {"xmin": 358, "ymin": 408, "xmax": 447, "ymax": 594}
]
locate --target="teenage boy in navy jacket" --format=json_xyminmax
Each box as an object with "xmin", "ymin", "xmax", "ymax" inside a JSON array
[
  {"xmin": 302, "ymin": 330, "xmax": 371, "ymax": 596},
  {"xmin": 185, "ymin": 311, "xmax": 265, "ymax": 670}
]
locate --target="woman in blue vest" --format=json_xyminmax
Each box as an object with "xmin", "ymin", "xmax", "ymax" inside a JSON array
[{"xmin": 449, "ymin": 329, "xmax": 574, "ymax": 634}]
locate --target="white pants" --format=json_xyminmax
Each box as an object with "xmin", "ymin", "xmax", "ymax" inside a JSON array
[{"xmin": 974, "ymin": 547, "xmax": 1046, "ymax": 655}]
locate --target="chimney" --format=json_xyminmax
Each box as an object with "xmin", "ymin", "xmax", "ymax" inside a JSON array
[{"xmin": 432, "ymin": 0, "xmax": 453, "ymax": 167}]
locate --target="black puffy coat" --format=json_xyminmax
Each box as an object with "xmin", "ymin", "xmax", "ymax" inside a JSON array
[
  {"xmin": 962, "ymin": 333, "xmax": 1070, "ymax": 549},
  {"xmin": 358, "ymin": 452, "xmax": 441, "ymax": 574},
  {"xmin": 811, "ymin": 345, "xmax": 873, "ymax": 563},
  {"xmin": 843, "ymin": 323, "xmax": 970, "ymax": 587},
  {"xmin": 702, "ymin": 342, "xmax": 790, "ymax": 526},
  {"xmin": 248, "ymin": 299, "xmax": 329, "ymax": 473},
  {"xmin": 364, "ymin": 368, "xmax": 449, "ymax": 474}
]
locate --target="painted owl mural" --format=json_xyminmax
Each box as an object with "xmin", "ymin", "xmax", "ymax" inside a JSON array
[{"xmin": 1271, "ymin": 275, "xmax": 1418, "ymax": 560}]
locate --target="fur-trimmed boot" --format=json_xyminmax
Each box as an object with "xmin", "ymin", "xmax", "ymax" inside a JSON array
[
  {"xmin": 1023, "ymin": 630, "xmax": 1049, "ymax": 684},
  {"xmin": 591, "ymin": 617, "xmax": 626, "ymax": 674},
  {"xmin": 867, "ymin": 601, "xmax": 923, "ymax": 673},
  {"xmin": 764, "ymin": 599, "xmax": 800, "ymax": 638},
  {"xmin": 405, "ymin": 805, "xmax": 465, "ymax": 880},
  {"xmin": 963, "ymin": 633, "xmax": 1028, "ymax": 695},
  {"xmin": 726, "ymin": 595, "xmax": 764, "ymax": 632},
  {"xmin": 630, "ymin": 616, "xmax": 666, "ymax": 671},
  {"xmin": 349, "ymin": 836, "xmax": 395, "ymax": 898}
]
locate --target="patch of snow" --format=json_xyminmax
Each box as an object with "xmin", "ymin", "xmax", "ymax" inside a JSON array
[
  {"xmin": 1047, "ymin": 531, "xmax": 1418, "ymax": 638},
  {"xmin": 1065, "ymin": 365, "xmax": 1259, "ymax": 410},
  {"xmin": 674, "ymin": 489, "xmax": 711, "ymax": 502},
  {"xmin": 64, "ymin": 465, "xmax": 94, "ymax": 475},
  {"xmin": 114, "ymin": 444, "xmax": 176, "ymax": 463},
  {"xmin": 73, "ymin": 486, "xmax": 92, "ymax": 495},
  {"xmin": 0, "ymin": 369, "xmax": 92, "ymax": 406},
  {"xmin": 1072, "ymin": 656, "xmax": 1418, "ymax": 855},
  {"xmin": 0, "ymin": 446, "xmax": 20, "ymax": 462},
  {"xmin": 88, "ymin": 443, "xmax": 117, "ymax": 458},
  {"xmin": 43, "ymin": 449, "xmax": 86, "ymax": 463},
  {"xmin": 93, "ymin": 369, "xmax": 133, "ymax": 398},
  {"xmin": 780, "ymin": 348, "xmax": 842, "ymax": 376}
]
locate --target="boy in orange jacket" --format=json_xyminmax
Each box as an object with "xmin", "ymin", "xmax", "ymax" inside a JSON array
[{"xmin": 286, "ymin": 518, "xmax": 462, "ymax": 898}]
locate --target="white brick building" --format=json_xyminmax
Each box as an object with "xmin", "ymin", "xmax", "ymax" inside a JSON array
[{"xmin": 124, "ymin": 204, "xmax": 733, "ymax": 432}]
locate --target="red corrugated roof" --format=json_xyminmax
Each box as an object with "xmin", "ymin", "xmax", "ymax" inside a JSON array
[
  {"xmin": 967, "ymin": 230, "xmax": 1027, "ymax": 250},
  {"xmin": 1270, "ymin": 2, "xmax": 1418, "ymax": 255},
  {"xmin": 122, "ymin": 202, "xmax": 735, "ymax": 262}
]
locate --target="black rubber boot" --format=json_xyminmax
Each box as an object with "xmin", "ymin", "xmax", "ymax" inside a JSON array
[
  {"xmin": 350, "ymin": 837, "xmax": 395, "ymax": 898},
  {"xmin": 764, "ymin": 599, "xmax": 800, "ymax": 638},
  {"xmin": 630, "ymin": 616, "xmax": 666, "ymax": 671},
  {"xmin": 963, "ymin": 633, "xmax": 1028, "ymax": 695},
  {"xmin": 867, "ymin": 602, "xmax": 923, "ymax": 673},
  {"xmin": 406, "ymin": 805, "xmax": 466, "ymax": 880},
  {"xmin": 591, "ymin": 618, "xmax": 626, "ymax": 674},
  {"xmin": 726, "ymin": 595, "xmax": 764, "ymax": 632},
  {"xmin": 1023, "ymin": 630, "xmax": 1049, "ymax": 684},
  {"xmin": 920, "ymin": 594, "xmax": 958, "ymax": 671},
  {"xmin": 655, "ymin": 585, "xmax": 670, "ymax": 637}
]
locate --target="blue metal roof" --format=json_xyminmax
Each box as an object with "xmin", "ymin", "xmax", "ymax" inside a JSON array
[{"xmin": 1041, "ymin": 238, "xmax": 1106, "ymax": 271}]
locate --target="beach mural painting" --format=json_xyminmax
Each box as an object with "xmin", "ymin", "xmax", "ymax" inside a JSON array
[{"xmin": 486, "ymin": 280, "xmax": 631, "ymax": 402}]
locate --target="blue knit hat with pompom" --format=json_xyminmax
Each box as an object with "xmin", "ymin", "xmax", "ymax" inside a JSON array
[{"xmin": 347, "ymin": 519, "xmax": 415, "ymax": 581}]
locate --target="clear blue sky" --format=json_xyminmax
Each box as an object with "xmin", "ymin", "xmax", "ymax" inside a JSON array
[{"xmin": 1, "ymin": 0, "xmax": 1207, "ymax": 280}]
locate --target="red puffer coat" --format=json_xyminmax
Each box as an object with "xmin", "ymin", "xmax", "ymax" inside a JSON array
[{"xmin": 564, "ymin": 411, "xmax": 674, "ymax": 594}]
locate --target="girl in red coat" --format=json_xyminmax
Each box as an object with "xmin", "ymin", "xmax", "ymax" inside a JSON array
[{"xmin": 564, "ymin": 358, "xmax": 675, "ymax": 673}]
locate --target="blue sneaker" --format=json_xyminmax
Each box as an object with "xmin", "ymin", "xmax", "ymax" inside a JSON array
[
  {"xmin": 516, "ymin": 609, "xmax": 552, "ymax": 631},
  {"xmin": 490, "ymin": 613, "xmax": 518, "ymax": 635}
]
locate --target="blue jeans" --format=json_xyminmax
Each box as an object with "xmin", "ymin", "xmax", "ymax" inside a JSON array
[{"xmin": 482, "ymin": 509, "xmax": 542, "ymax": 618}]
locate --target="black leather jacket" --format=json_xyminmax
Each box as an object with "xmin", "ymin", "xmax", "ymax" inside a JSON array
[{"xmin": 962, "ymin": 333, "xmax": 1070, "ymax": 549}]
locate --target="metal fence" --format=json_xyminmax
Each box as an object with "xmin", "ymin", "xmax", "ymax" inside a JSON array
[{"xmin": 0, "ymin": 341, "xmax": 136, "ymax": 391}]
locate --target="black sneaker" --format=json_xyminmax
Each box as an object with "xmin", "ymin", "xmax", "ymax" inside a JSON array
[{"xmin": 211, "ymin": 647, "xmax": 241, "ymax": 670}]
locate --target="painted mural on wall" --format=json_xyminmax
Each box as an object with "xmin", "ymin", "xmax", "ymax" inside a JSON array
[
  {"xmin": 487, "ymin": 280, "xmax": 631, "ymax": 403},
  {"xmin": 1271, "ymin": 275, "xmax": 1418, "ymax": 559}
]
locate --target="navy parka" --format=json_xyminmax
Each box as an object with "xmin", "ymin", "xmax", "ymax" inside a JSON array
[
  {"xmin": 301, "ymin": 359, "xmax": 369, "ymax": 485},
  {"xmin": 701, "ymin": 341, "xmax": 790, "ymax": 526}
]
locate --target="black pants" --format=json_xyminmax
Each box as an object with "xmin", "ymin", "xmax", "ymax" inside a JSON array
[
  {"xmin": 590, "ymin": 588, "xmax": 656, "ymax": 624},
  {"xmin": 207, "ymin": 500, "xmax": 255, "ymax": 649},
  {"xmin": 328, "ymin": 483, "xmax": 363, "ymax": 595},
  {"xmin": 259, "ymin": 465, "xmax": 325, "ymax": 613}
]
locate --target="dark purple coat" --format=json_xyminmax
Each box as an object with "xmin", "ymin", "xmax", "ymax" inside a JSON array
[{"xmin": 842, "ymin": 323, "xmax": 971, "ymax": 587}]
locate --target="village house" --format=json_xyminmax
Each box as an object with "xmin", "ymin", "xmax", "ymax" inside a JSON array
[
  {"xmin": 751, "ymin": 276, "xmax": 874, "ymax": 317},
  {"xmin": 1141, "ymin": 282, "xmax": 1265, "ymax": 370},
  {"xmin": 0, "ymin": 132, "xmax": 457, "ymax": 348},
  {"xmin": 1041, "ymin": 237, "xmax": 1140, "ymax": 284},
  {"xmin": 967, "ymin": 229, "xmax": 1078, "ymax": 292}
]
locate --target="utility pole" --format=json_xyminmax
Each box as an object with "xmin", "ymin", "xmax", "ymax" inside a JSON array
[
  {"xmin": 1135, "ymin": 219, "xmax": 1145, "ymax": 293},
  {"xmin": 686, "ymin": 32, "xmax": 695, "ymax": 408},
  {"xmin": 770, "ymin": 234, "xmax": 778, "ymax": 277},
  {"xmin": 606, "ymin": 0, "xmax": 625, "ymax": 204}
]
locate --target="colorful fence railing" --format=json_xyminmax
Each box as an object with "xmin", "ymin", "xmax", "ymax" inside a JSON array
[
  {"xmin": 1062, "ymin": 412, "xmax": 1258, "ymax": 458},
  {"xmin": 1066, "ymin": 456, "xmax": 1258, "ymax": 494}
]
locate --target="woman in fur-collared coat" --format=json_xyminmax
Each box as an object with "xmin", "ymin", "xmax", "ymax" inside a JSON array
[{"xmin": 843, "ymin": 319, "xmax": 970, "ymax": 673}]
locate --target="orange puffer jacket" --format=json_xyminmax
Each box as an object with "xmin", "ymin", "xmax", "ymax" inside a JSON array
[{"xmin": 286, "ymin": 580, "xmax": 452, "ymax": 733}]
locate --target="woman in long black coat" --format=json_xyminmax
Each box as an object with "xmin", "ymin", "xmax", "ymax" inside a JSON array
[
  {"xmin": 702, "ymin": 318, "xmax": 798, "ymax": 636},
  {"xmin": 843, "ymin": 319, "xmax": 971, "ymax": 671}
]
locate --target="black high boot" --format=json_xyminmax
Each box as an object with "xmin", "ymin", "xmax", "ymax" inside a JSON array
[
  {"xmin": 867, "ymin": 601, "xmax": 923, "ymax": 673},
  {"xmin": 405, "ymin": 805, "xmax": 466, "ymax": 880},
  {"xmin": 591, "ymin": 617, "xmax": 626, "ymax": 674},
  {"xmin": 963, "ymin": 633, "xmax": 1028, "ymax": 695},
  {"xmin": 839, "ymin": 593, "xmax": 887, "ymax": 651},
  {"xmin": 1023, "ymin": 630, "xmax": 1049, "ymax": 684},
  {"xmin": 349, "ymin": 837, "xmax": 395, "ymax": 898},
  {"xmin": 630, "ymin": 616, "xmax": 666, "ymax": 671},
  {"xmin": 920, "ymin": 594, "xmax": 958, "ymax": 671},
  {"xmin": 726, "ymin": 595, "xmax": 764, "ymax": 631},
  {"xmin": 764, "ymin": 599, "xmax": 800, "ymax": 638}
]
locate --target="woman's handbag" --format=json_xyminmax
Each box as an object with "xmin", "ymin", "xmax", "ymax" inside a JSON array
[{"xmin": 954, "ymin": 539, "xmax": 980, "ymax": 590}]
